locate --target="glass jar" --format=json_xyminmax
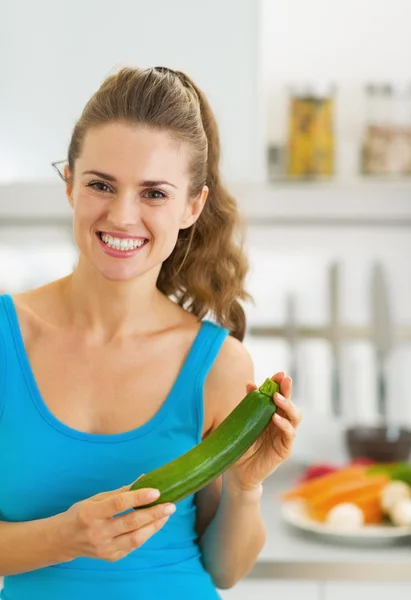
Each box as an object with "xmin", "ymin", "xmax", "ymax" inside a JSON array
[
  {"xmin": 286, "ymin": 83, "xmax": 335, "ymax": 179},
  {"xmin": 361, "ymin": 83, "xmax": 411, "ymax": 176}
]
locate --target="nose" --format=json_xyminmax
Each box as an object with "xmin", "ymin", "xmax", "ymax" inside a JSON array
[{"xmin": 107, "ymin": 191, "xmax": 140, "ymax": 228}]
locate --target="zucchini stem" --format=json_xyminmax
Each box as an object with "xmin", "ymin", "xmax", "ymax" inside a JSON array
[{"xmin": 258, "ymin": 378, "xmax": 280, "ymax": 399}]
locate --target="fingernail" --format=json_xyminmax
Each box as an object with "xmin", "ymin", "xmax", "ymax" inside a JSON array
[
  {"xmin": 164, "ymin": 504, "xmax": 176, "ymax": 515},
  {"xmin": 275, "ymin": 393, "xmax": 286, "ymax": 402},
  {"xmin": 147, "ymin": 489, "xmax": 160, "ymax": 500},
  {"xmin": 274, "ymin": 413, "xmax": 282, "ymax": 421}
]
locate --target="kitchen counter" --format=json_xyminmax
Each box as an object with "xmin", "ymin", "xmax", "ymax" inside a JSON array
[{"xmin": 249, "ymin": 461, "xmax": 411, "ymax": 582}]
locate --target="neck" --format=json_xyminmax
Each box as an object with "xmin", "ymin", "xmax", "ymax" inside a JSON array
[{"xmin": 60, "ymin": 261, "xmax": 168, "ymax": 340}]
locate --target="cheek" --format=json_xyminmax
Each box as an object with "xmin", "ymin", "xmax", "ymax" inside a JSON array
[
  {"xmin": 73, "ymin": 192, "xmax": 104, "ymax": 226},
  {"xmin": 148, "ymin": 210, "xmax": 182, "ymax": 259},
  {"xmin": 153, "ymin": 204, "xmax": 185, "ymax": 233}
]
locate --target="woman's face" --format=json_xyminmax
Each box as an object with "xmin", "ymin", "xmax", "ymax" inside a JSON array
[{"xmin": 66, "ymin": 123, "xmax": 207, "ymax": 282}]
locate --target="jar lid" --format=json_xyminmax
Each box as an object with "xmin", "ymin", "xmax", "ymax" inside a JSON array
[
  {"xmin": 288, "ymin": 82, "xmax": 336, "ymax": 98},
  {"xmin": 365, "ymin": 82, "xmax": 411, "ymax": 96},
  {"xmin": 365, "ymin": 83, "xmax": 391, "ymax": 95}
]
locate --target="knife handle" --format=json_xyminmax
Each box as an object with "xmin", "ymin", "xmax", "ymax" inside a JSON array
[
  {"xmin": 331, "ymin": 360, "xmax": 341, "ymax": 417},
  {"xmin": 289, "ymin": 361, "xmax": 297, "ymax": 396},
  {"xmin": 377, "ymin": 358, "xmax": 387, "ymax": 419}
]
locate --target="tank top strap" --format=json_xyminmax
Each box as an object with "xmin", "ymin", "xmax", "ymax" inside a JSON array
[
  {"xmin": 168, "ymin": 319, "xmax": 229, "ymax": 444},
  {"xmin": 0, "ymin": 294, "xmax": 12, "ymax": 420}
]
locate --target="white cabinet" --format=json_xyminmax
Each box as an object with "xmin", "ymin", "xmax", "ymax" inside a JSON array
[
  {"xmin": 219, "ymin": 580, "xmax": 320, "ymax": 600},
  {"xmin": 325, "ymin": 583, "xmax": 411, "ymax": 600}
]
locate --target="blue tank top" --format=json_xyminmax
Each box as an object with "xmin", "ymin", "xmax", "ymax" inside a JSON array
[{"xmin": 0, "ymin": 294, "xmax": 229, "ymax": 600}]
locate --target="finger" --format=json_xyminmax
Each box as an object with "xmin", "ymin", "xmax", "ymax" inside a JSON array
[
  {"xmin": 115, "ymin": 515, "xmax": 170, "ymax": 556},
  {"xmin": 96, "ymin": 488, "xmax": 161, "ymax": 519},
  {"xmin": 280, "ymin": 375, "xmax": 292, "ymax": 400},
  {"xmin": 274, "ymin": 393, "xmax": 302, "ymax": 426},
  {"xmin": 271, "ymin": 372, "xmax": 285, "ymax": 388},
  {"xmin": 273, "ymin": 412, "xmax": 296, "ymax": 440},
  {"xmin": 92, "ymin": 484, "xmax": 132, "ymax": 502},
  {"xmin": 246, "ymin": 380, "xmax": 257, "ymax": 393},
  {"xmin": 111, "ymin": 502, "xmax": 176, "ymax": 537}
]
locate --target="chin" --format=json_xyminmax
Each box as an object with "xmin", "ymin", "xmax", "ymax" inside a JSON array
[
  {"xmin": 81, "ymin": 240, "xmax": 169, "ymax": 284},
  {"xmin": 92, "ymin": 254, "xmax": 162, "ymax": 283},
  {"xmin": 96, "ymin": 265, "xmax": 146, "ymax": 283}
]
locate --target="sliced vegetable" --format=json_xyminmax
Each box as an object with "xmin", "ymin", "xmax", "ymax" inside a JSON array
[
  {"xmin": 312, "ymin": 488, "xmax": 384, "ymax": 524},
  {"xmin": 388, "ymin": 464, "xmax": 411, "ymax": 487},
  {"xmin": 280, "ymin": 465, "xmax": 367, "ymax": 502},
  {"xmin": 325, "ymin": 502, "xmax": 364, "ymax": 529},
  {"xmin": 389, "ymin": 498, "xmax": 411, "ymax": 526},
  {"xmin": 306, "ymin": 474, "xmax": 389, "ymax": 515},
  {"xmin": 381, "ymin": 480, "xmax": 411, "ymax": 514},
  {"xmin": 130, "ymin": 377, "xmax": 279, "ymax": 508},
  {"xmin": 298, "ymin": 463, "xmax": 339, "ymax": 483}
]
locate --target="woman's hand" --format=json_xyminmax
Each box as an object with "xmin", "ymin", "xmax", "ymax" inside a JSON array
[
  {"xmin": 224, "ymin": 372, "xmax": 302, "ymax": 494},
  {"xmin": 61, "ymin": 485, "xmax": 176, "ymax": 562}
]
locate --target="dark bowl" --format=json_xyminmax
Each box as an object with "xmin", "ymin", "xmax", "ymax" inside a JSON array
[{"xmin": 345, "ymin": 425, "xmax": 411, "ymax": 463}]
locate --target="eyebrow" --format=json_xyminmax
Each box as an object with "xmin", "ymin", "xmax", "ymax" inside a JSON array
[{"xmin": 82, "ymin": 170, "xmax": 177, "ymax": 189}]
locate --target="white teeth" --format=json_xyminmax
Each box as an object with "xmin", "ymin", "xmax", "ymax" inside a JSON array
[{"xmin": 100, "ymin": 233, "xmax": 146, "ymax": 251}]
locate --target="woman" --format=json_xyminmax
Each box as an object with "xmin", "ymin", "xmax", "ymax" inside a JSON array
[{"xmin": 0, "ymin": 66, "xmax": 301, "ymax": 599}]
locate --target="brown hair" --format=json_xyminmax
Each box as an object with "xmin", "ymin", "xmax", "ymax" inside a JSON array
[{"xmin": 67, "ymin": 66, "xmax": 251, "ymax": 340}]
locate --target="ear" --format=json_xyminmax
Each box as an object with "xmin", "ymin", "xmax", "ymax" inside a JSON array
[
  {"xmin": 64, "ymin": 164, "xmax": 74, "ymax": 208},
  {"xmin": 180, "ymin": 186, "xmax": 209, "ymax": 230}
]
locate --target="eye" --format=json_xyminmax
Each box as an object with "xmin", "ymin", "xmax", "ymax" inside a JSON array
[
  {"xmin": 87, "ymin": 181, "xmax": 113, "ymax": 194},
  {"xmin": 143, "ymin": 188, "xmax": 168, "ymax": 204}
]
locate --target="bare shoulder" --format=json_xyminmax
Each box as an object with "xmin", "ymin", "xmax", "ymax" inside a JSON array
[
  {"xmin": 9, "ymin": 291, "xmax": 39, "ymax": 337},
  {"xmin": 10, "ymin": 282, "xmax": 59, "ymax": 342},
  {"xmin": 204, "ymin": 333, "xmax": 255, "ymax": 433}
]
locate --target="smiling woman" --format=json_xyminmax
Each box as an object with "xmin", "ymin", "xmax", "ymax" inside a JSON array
[
  {"xmin": 59, "ymin": 67, "xmax": 251, "ymax": 337},
  {"xmin": 0, "ymin": 66, "xmax": 301, "ymax": 600}
]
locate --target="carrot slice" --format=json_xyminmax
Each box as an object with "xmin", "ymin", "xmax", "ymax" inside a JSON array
[
  {"xmin": 306, "ymin": 474, "xmax": 389, "ymax": 514},
  {"xmin": 311, "ymin": 488, "xmax": 384, "ymax": 524},
  {"xmin": 280, "ymin": 465, "xmax": 367, "ymax": 501}
]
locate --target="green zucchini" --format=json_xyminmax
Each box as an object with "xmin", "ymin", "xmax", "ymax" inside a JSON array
[{"xmin": 130, "ymin": 377, "xmax": 279, "ymax": 507}]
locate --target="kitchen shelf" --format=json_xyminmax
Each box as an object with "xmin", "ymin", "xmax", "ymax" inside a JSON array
[
  {"xmin": 247, "ymin": 324, "xmax": 411, "ymax": 343},
  {"xmin": 231, "ymin": 179, "xmax": 411, "ymax": 227},
  {"xmin": 0, "ymin": 179, "xmax": 410, "ymax": 227}
]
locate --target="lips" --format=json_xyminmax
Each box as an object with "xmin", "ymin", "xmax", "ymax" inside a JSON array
[
  {"xmin": 97, "ymin": 232, "xmax": 149, "ymax": 258},
  {"xmin": 98, "ymin": 230, "xmax": 148, "ymax": 241}
]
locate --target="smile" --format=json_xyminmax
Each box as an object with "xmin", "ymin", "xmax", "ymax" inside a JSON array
[{"xmin": 98, "ymin": 232, "xmax": 148, "ymax": 252}]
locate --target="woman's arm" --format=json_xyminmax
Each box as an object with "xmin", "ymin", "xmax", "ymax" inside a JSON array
[
  {"xmin": 0, "ymin": 515, "xmax": 71, "ymax": 576},
  {"xmin": 196, "ymin": 336, "xmax": 301, "ymax": 589},
  {"xmin": 0, "ymin": 486, "xmax": 175, "ymax": 576},
  {"xmin": 195, "ymin": 337, "xmax": 266, "ymax": 589},
  {"xmin": 196, "ymin": 476, "xmax": 266, "ymax": 589}
]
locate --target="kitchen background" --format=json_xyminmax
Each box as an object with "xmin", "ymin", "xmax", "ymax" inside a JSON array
[{"xmin": 1, "ymin": 0, "xmax": 411, "ymax": 598}]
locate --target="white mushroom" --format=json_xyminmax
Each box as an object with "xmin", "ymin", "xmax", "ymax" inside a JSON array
[
  {"xmin": 381, "ymin": 481, "xmax": 411, "ymax": 514},
  {"xmin": 325, "ymin": 503, "xmax": 364, "ymax": 530},
  {"xmin": 389, "ymin": 498, "xmax": 411, "ymax": 527}
]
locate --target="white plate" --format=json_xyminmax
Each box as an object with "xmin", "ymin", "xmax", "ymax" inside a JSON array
[{"xmin": 281, "ymin": 500, "xmax": 411, "ymax": 546}]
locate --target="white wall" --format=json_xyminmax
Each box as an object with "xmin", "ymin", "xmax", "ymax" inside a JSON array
[
  {"xmin": 261, "ymin": 0, "xmax": 411, "ymax": 178},
  {"xmin": 0, "ymin": 0, "xmax": 261, "ymax": 184}
]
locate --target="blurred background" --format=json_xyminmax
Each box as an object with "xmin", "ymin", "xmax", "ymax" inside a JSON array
[{"xmin": 1, "ymin": 0, "xmax": 411, "ymax": 597}]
